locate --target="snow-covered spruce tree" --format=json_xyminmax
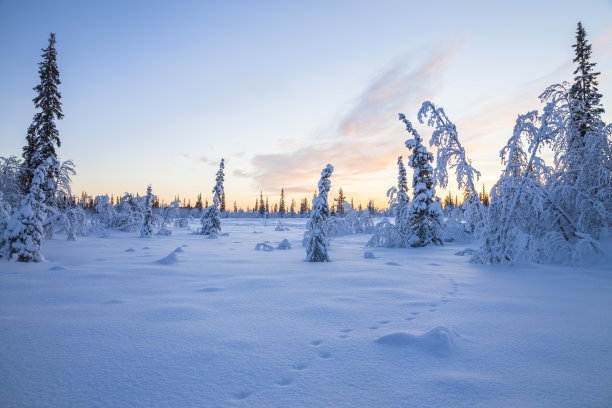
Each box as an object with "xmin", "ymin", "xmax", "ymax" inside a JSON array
[
  {"xmin": 418, "ymin": 102, "xmax": 483, "ymax": 233},
  {"xmin": 306, "ymin": 164, "xmax": 333, "ymax": 262},
  {"xmin": 568, "ymin": 22, "xmax": 604, "ymax": 159},
  {"xmin": 21, "ymin": 33, "xmax": 63, "ymax": 211},
  {"xmin": 541, "ymin": 24, "xmax": 611, "ymax": 239},
  {"xmin": 2, "ymin": 161, "xmax": 48, "ymax": 262},
  {"xmin": 200, "ymin": 159, "xmax": 224, "ymax": 238},
  {"xmin": 401, "ymin": 114, "xmax": 443, "ymax": 247},
  {"xmin": 140, "ymin": 185, "xmax": 154, "ymax": 238}
]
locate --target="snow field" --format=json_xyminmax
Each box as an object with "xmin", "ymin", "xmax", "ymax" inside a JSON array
[{"xmin": 1, "ymin": 218, "xmax": 611, "ymax": 407}]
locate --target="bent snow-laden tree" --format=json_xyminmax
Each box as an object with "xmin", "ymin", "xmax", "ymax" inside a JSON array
[
  {"xmin": 200, "ymin": 159, "xmax": 224, "ymax": 238},
  {"xmin": 475, "ymin": 99, "xmax": 603, "ymax": 263},
  {"xmin": 418, "ymin": 101, "xmax": 483, "ymax": 233},
  {"xmin": 2, "ymin": 160, "xmax": 49, "ymax": 262},
  {"xmin": 474, "ymin": 22, "xmax": 609, "ymax": 264},
  {"xmin": 140, "ymin": 185, "xmax": 154, "ymax": 238},
  {"xmin": 402, "ymin": 114, "xmax": 443, "ymax": 247},
  {"xmin": 474, "ymin": 110, "xmax": 555, "ymax": 263},
  {"xmin": 306, "ymin": 164, "xmax": 334, "ymax": 262},
  {"xmin": 544, "ymin": 23, "xmax": 611, "ymax": 239}
]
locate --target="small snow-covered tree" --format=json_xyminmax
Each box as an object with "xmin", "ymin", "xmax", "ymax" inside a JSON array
[
  {"xmin": 334, "ymin": 188, "xmax": 346, "ymax": 217},
  {"xmin": 62, "ymin": 206, "xmax": 86, "ymax": 241},
  {"xmin": 279, "ymin": 188, "xmax": 286, "ymax": 217},
  {"xmin": 159, "ymin": 200, "xmax": 180, "ymax": 235},
  {"xmin": 0, "ymin": 193, "xmax": 11, "ymax": 257},
  {"xmin": 401, "ymin": 114, "xmax": 443, "ymax": 247},
  {"xmin": 115, "ymin": 193, "xmax": 144, "ymax": 232},
  {"xmin": 369, "ymin": 156, "xmax": 412, "ymax": 248},
  {"xmin": 140, "ymin": 185, "xmax": 154, "ymax": 238},
  {"xmin": 392, "ymin": 156, "xmax": 411, "ymax": 239},
  {"xmin": 93, "ymin": 195, "xmax": 116, "ymax": 229},
  {"xmin": 306, "ymin": 164, "xmax": 333, "ymax": 262},
  {"xmin": 418, "ymin": 102, "xmax": 483, "ymax": 232},
  {"xmin": 0, "ymin": 156, "xmax": 23, "ymax": 209},
  {"xmin": 2, "ymin": 161, "xmax": 48, "ymax": 262},
  {"xmin": 200, "ymin": 158, "xmax": 224, "ymax": 238}
]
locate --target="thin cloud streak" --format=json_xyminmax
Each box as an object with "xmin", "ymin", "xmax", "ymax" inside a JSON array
[{"xmin": 250, "ymin": 43, "xmax": 463, "ymax": 193}]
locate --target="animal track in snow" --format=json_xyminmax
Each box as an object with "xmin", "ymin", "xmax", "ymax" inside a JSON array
[
  {"xmin": 232, "ymin": 390, "xmax": 252, "ymax": 400},
  {"xmin": 291, "ymin": 362, "xmax": 307, "ymax": 371},
  {"xmin": 275, "ymin": 376, "xmax": 294, "ymax": 386},
  {"xmin": 198, "ymin": 287, "xmax": 221, "ymax": 293}
]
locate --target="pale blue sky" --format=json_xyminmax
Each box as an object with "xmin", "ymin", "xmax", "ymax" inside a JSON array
[{"xmin": 1, "ymin": 0, "xmax": 611, "ymax": 207}]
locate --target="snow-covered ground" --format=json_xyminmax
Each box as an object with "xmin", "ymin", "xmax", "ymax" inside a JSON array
[{"xmin": 1, "ymin": 218, "xmax": 611, "ymax": 407}]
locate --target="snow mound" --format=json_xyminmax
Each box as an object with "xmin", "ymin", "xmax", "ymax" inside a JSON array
[
  {"xmin": 385, "ymin": 261, "xmax": 400, "ymax": 266},
  {"xmin": 364, "ymin": 251, "xmax": 376, "ymax": 259},
  {"xmin": 155, "ymin": 252, "xmax": 179, "ymax": 265},
  {"xmin": 125, "ymin": 248, "xmax": 135, "ymax": 252},
  {"xmin": 48, "ymin": 265, "xmax": 65, "ymax": 271},
  {"xmin": 142, "ymin": 247, "xmax": 150, "ymax": 250},
  {"xmin": 277, "ymin": 239, "xmax": 291, "ymax": 250},
  {"xmin": 173, "ymin": 247, "xmax": 184, "ymax": 253},
  {"xmin": 255, "ymin": 242, "xmax": 274, "ymax": 251},
  {"xmin": 455, "ymin": 248, "xmax": 476, "ymax": 256},
  {"xmin": 375, "ymin": 326, "xmax": 460, "ymax": 354}
]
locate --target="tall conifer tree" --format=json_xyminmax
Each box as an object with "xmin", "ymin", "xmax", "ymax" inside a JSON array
[{"xmin": 21, "ymin": 33, "xmax": 63, "ymax": 207}]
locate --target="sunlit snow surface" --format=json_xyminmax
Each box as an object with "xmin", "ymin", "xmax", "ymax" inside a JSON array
[{"xmin": 1, "ymin": 218, "xmax": 611, "ymax": 407}]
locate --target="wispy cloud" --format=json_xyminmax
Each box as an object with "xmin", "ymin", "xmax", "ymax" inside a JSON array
[
  {"xmin": 249, "ymin": 43, "xmax": 463, "ymax": 193},
  {"xmin": 180, "ymin": 153, "xmax": 219, "ymax": 166}
]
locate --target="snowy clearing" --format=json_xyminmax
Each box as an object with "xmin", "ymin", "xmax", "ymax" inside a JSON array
[{"xmin": 1, "ymin": 218, "xmax": 611, "ymax": 407}]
